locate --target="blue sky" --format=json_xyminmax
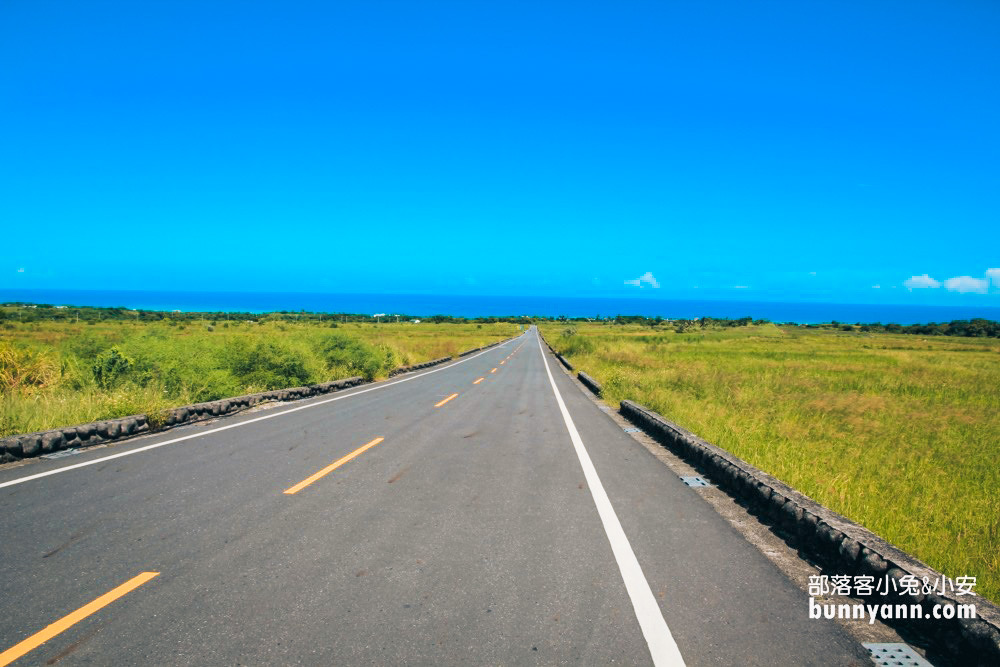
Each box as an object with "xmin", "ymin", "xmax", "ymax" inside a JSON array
[{"xmin": 2, "ymin": 0, "xmax": 998, "ymax": 305}]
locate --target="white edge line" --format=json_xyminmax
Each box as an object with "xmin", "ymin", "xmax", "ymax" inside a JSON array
[
  {"xmin": 535, "ymin": 330, "xmax": 686, "ymax": 667},
  {"xmin": 0, "ymin": 335, "xmax": 525, "ymax": 490}
]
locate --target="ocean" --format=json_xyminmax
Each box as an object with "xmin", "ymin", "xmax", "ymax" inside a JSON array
[{"xmin": 3, "ymin": 289, "xmax": 999, "ymax": 325}]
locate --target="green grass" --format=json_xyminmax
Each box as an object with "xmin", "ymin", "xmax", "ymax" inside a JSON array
[
  {"xmin": 539, "ymin": 322, "xmax": 1000, "ymax": 604},
  {"xmin": 1, "ymin": 319, "xmax": 519, "ymax": 436}
]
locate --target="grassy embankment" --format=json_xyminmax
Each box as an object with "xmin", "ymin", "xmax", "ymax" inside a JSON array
[
  {"xmin": 0, "ymin": 318, "xmax": 519, "ymax": 437},
  {"xmin": 539, "ymin": 322, "xmax": 1000, "ymax": 604}
]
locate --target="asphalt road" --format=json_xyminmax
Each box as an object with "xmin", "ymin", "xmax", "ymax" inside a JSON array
[{"xmin": 0, "ymin": 328, "xmax": 870, "ymax": 665}]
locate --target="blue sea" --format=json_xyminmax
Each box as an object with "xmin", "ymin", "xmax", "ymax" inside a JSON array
[{"xmin": 3, "ymin": 289, "xmax": 1000, "ymax": 325}]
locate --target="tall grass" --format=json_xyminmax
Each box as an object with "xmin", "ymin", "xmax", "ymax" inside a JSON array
[
  {"xmin": 540, "ymin": 322, "xmax": 1000, "ymax": 604},
  {"xmin": 0, "ymin": 319, "xmax": 519, "ymax": 436}
]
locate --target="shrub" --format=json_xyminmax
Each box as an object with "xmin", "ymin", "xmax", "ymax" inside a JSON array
[
  {"xmin": 227, "ymin": 340, "xmax": 313, "ymax": 389},
  {"xmin": 317, "ymin": 333, "xmax": 385, "ymax": 381},
  {"xmin": 92, "ymin": 346, "xmax": 134, "ymax": 389},
  {"xmin": 375, "ymin": 343, "xmax": 401, "ymax": 373}
]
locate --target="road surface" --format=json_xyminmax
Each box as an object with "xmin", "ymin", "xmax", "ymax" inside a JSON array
[{"xmin": 0, "ymin": 328, "xmax": 869, "ymax": 665}]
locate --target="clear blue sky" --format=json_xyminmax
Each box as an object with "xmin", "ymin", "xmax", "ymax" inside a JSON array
[{"xmin": 2, "ymin": 0, "xmax": 998, "ymax": 305}]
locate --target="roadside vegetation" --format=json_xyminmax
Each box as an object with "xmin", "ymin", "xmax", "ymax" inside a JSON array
[
  {"xmin": 538, "ymin": 320, "xmax": 1000, "ymax": 604},
  {"xmin": 0, "ymin": 309, "xmax": 520, "ymax": 437}
]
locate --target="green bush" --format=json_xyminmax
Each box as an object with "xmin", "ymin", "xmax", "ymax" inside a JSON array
[
  {"xmin": 92, "ymin": 346, "xmax": 133, "ymax": 389},
  {"xmin": 317, "ymin": 333, "xmax": 385, "ymax": 381},
  {"xmin": 226, "ymin": 339, "xmax": 314, "ymax": 389}
]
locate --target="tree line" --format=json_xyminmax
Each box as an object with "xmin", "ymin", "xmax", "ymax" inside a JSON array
[{"xmin": 3, "ymin": 303, "xmax": 998, "ymax": 338}]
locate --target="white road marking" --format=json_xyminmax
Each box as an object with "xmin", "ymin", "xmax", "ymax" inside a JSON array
[
  {"xmin": 535, "ymin": 331, "xmax": 686, "ymax": 667},
  {"xmin": 0, "ymin": 336, "xmax": 525, "ymax": 490}
]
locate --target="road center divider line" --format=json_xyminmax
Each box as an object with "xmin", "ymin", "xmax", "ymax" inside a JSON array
[
  {"xmin": 284, "ymin": 437, "xmax": 385, "ymax": 495},
  {"xmin": 473, "ymin": 378, "xmax": 484, "ymax": 385},
  {"xmin": 490, "ymin": 368, "xmax": 498, "ymax": 373},
  {"xmin": 535, "ymin": 332, "xmax": 686, "ymax": 667},
  {"xmin": 0, "ymin": 571, "xmax": 159, "ymax": 667},
  {"xmin": 0, "ymin": 335, "xmax": 527, "ymax": 490},
  {"xmin": 434, "ymin": 393, "xmax": 459, "ymax": 408}
]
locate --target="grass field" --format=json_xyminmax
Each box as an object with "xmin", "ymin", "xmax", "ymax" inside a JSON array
[
  {"xmin": 0, "ymin": 318, "xmax": 520, "ymax": 437},
  {"xmin": 539, "ymin": 321, "xmax": 1000, "ymax": 604}
]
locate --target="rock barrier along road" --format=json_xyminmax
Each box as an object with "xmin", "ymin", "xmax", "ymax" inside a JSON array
[{"xmin": 0, "ymin": 328, "xmax": 869, "ymax": 666}]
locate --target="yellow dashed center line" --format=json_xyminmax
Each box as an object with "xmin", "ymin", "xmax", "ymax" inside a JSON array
[
  {"xmin": 473, "ymin": 378, "xmax": 484, "ymax": 385},
  {"xmin": 0, "ymin": 572, "xmax": 160, "ymax": 667},
  {"xmin": 284, "ymin": 437, "xmax": 385, "ymax": 494},
  {"xmin": 434, "ymin": 393, "xmax": 459, "ymax": 408},
  {"xmin": 490, "ymin": 368, "xmax": 497, "ymax": 373}
]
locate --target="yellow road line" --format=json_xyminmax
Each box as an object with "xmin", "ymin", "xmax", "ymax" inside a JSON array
[
  {"xmin": 434, "ymin": 393, "xmax": 459, "ymax": 408},
  {"xmin": 490, "ymin": 368, "xmax": 498, "ymax": 373},
  {"xmin": 473, "ymin": 378, "xmax": 484, "ymax": 385},
  {"xmin": 500, "ymin": 360, "xmax": 505, "ymax": 365},
  {"xmin": 284, "ymin": 437, "xmax": 385, "ymax": 495},
  {"xmin": 0, "ymin": 572, "xmax": 159, "ymax": 667}
]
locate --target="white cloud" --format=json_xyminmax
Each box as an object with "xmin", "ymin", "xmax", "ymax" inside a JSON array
[
  {"xmin": 904, "ymin": 274, "xmax": 940, "ymax": 289},
  {"xmin": 943, "ymin": 275, "xmax": 988, "ymax": 293},
  {"xmin": 903, "ymin": 269, "xmax": 1000, "ymax": 293},
  {"xmin": 16, "ymin": 268, "xmax": 24, "ymax": 273},
  {"xmin": 733, "ymin": 285, "xmax": 749, "ymax": 289},
  {"xmin": 624, "ymin": 271, "xmax": 660, "ymax": 289},
  {"xmin": 871, "ymin": 284, "xmax": 880, "ymax": 289},
  {"xmin": 808, "ymin": 271, "xmax": 817, "ymax": 276}
]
